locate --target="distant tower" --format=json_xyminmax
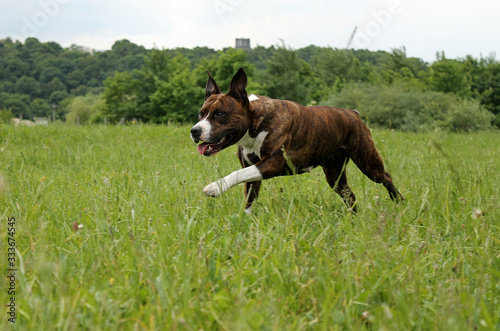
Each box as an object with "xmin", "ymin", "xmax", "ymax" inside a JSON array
[{"xmin": 235, "ymin": 38, "xmax": 251, "ymax": 50}]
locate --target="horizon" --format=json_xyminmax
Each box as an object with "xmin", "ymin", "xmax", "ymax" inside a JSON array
[
  {"xmin": 2, "ymin": 35, "xmax": 497, "ymax": 64},
  {"xmin": 1, "ymin": 0, "xmax": 499, "ymax": 63}
]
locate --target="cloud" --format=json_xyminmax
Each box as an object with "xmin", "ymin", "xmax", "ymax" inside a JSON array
[{"xmin": 0, "ymin": 0, "xmax": 499, "ymax": 61}]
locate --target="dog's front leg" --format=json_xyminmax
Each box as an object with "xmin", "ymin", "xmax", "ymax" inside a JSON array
[
  {"xmin": 203, "ymin": 150, "xmax": 287, "ymax": 198},
  {"xmin": 203, "ymin": 165, "xmax": 263, "ymax": 197}
]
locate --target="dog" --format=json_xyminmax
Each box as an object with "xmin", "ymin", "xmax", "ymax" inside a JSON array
[{"xmin": 190, "ymin": 68, "xmax": 403, "ymax": 213}]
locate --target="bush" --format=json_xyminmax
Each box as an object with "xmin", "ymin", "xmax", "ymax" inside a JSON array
[
  {"xmin": 443, "ymin": 99, "xmax": 495, "ymax": 132},
  {"xmin": 0, "ymin": 108, "xmax": 14, "ymax": 125},
  {"xmin": 494, "ymin": 114, "xmax": 500, "ymax": 128},
  {"xmin": 325, "ymin": 83, "xmax": 494, "ymax": 132},
  {"xmin": 65, "ymin": 94, "xmax": 104, "ymax": 125}
]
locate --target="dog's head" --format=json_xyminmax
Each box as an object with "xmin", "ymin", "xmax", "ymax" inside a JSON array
[{"xmin": 190, "ymin": 68, "xmax": 251, "ymax": 157}]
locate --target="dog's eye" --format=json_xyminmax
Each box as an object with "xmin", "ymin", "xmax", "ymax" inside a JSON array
[
  {"xmin": 198, "ymin": 111, "xmax": 203, "ymax": 119},
  {"xmin": 214, "ymin": 111, "xmax": 225, "ymax": 118}
]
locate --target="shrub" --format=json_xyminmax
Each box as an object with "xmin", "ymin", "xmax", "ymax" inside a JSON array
[
  {"xmin": 65, "ymin": 94, "xmax": 104, "ymax": 125},
  {"xmin": 0, "ymin": 108, "xmax": 14, "ymax": 125},
  {"xmin": 443, "ymin": 99, "xmax": 495, "ymax": 132},
  {"xmin": 325, "ymin": 83, "xmax": 493, "ymax": 132}
]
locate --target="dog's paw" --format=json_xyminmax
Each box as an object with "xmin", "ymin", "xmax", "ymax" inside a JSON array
[{"xmin": 203, "ymin": 181, "xmax": 224, "ymax": 197}]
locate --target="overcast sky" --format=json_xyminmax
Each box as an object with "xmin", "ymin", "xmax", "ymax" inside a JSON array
[{"xmin": 1, "ymin": 0, "xmax": 499, "ymax": 62}]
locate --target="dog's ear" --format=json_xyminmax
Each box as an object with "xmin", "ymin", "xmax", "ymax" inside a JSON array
[
  {"xmin": 227, "ymin": 67, "xmax": 248, "ymax": 103},
  {"xmin": 205, "ymin": 70, "xmax": 222, "ymax": 100}
]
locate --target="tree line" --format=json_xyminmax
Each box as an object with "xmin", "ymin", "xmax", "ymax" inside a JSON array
[{"xmin": 0, "ymin": 37, "xmax": 498, "ymax": 131}]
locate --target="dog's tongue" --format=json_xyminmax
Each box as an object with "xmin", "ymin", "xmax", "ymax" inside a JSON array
[{"xmin": 197, "ymin": 142, "xmax": 211, "ymax": 155}]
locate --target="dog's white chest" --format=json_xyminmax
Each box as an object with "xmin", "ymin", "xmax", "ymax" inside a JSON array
[{"xmin": 238, "ymin": 131, "xmax": 268, "ymax": 164}]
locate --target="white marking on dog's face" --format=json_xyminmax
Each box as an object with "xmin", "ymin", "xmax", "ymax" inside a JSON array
[{"xmin": 191, "ymin": 115, "xmax": 212, "ymax": 142}]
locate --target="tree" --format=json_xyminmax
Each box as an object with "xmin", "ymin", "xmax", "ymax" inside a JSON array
[
  {"xmin": 0, "ymin": 93, "xmax": 30, "ymax": 118},
  {"xmin": 15, "ymin": 76, "xmax": 40, "ymax": 99},
  {"xmin": 111, "ymin": 39, "xmax": 146, "ymax": 57},
  {"xmin": 66, "ymin": 69, "xmax": 86, "ymax": 89},
  {"xmin": 310, "ymin": 48, "xmax": 355, "ymax": 86},
  {"xmin": 49, "ymin": 91, "xmax": 69, "ymax": 105},
  {"xmin": 246, "ymin": 45, "xmax": 276, "ymax": 70},
  {"xmin": 175, "ymin": 46, "xmax": 217, "ymax": 66},
  {"xmin": 429, "ymin": 58, "xmax": 471, "ymax": 97},
  {"xmin": 5, "ymin": 57, "xmax": 29, "ymax": 80},
  {"xmin": 197, "ymin": 48, "xmax": 257, "ymax": 90},
  {"xmin": 40, "ymin": 77, "xmax": 67, "ymax": 99},
  {"xmin": 262, "ymin": 44, "xmax": 314, "ymax": 105},
  {"xmin": 54, "ymin": 57, "xmax": 76, "ymax": 74},
  {"xmin": 40, "ymin": 67, "xmax": 66, "ymax": 84},
  {"xmin": 466, "ymin": 55, "xmax": 500, "ymax": 123},
  {"xmin": 102, "ymin": 51, "xmax": 204, "ymax": 123},
  {"xmin": 149, "ymin": 55, "xmax": 203, "ymax": 122},
  {"xmin": 101, "ymin": 71, "xmax": 140, "ymax": 122},
  {"xmin": 101, "ymin": 39, "xmax": 147, "ymax": 72},
  {"xmin": 386, "ymin": 47, "xmax": 426, "ymax": 78},
  {"xmin": 30, "ymin": 98, "xmax": 51, "ymax": 117},
  {"xmin": 1, "ymin": 37, "xmax": 497, "ymax": 129}
]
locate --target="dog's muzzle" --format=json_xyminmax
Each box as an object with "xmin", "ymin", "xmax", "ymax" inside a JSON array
[{"xmin": 190, "ymin": 126, "xmax": 202, "ymax": 143}]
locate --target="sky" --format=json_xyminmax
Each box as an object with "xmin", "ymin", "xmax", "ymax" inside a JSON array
[{"xmin": 1, "ymin": 0, "xmax": 499, "ymax": 62}]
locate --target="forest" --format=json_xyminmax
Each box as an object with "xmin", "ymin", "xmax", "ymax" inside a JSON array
[{"xmin": 0, "ymin": 37, "xmax": 498, "ymax": 131}]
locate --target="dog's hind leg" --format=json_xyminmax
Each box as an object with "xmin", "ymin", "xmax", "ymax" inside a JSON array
[
  {"xmin": 349, "ymin": 140, "xmax": 403, "ymax": 203},
  {"xmin": 322, "ymin": 154, "xmax": 357, "ymax": 211}
]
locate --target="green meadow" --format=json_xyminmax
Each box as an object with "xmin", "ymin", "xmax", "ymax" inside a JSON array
[{"xmin": 0, "ymin": 125, "xmax": 499, "ymax": 330}]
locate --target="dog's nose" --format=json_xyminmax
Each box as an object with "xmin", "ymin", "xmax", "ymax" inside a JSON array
[{"xmin": 191, "ymin": 126, "xmax": 202, "ymax": 140}]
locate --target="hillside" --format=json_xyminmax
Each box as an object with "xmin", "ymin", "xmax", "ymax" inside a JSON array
[{"xmin": 0, "ymin": 37, "xmax": 498, "ymax": 130}]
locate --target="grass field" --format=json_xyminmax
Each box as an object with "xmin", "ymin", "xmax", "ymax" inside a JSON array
[{"xmin": 0, "ymin": 124, "xmax": 499, "ymax": 330}]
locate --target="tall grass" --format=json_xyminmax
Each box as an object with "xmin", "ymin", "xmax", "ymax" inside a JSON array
[{"xmin": 0, "ymin": 125, "xmax": 499, "ymax": 330}]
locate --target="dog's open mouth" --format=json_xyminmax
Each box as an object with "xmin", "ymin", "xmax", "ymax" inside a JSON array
[{"xmin": 197, "ymin": 134, "xmax": 234, "ymax": 156}]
